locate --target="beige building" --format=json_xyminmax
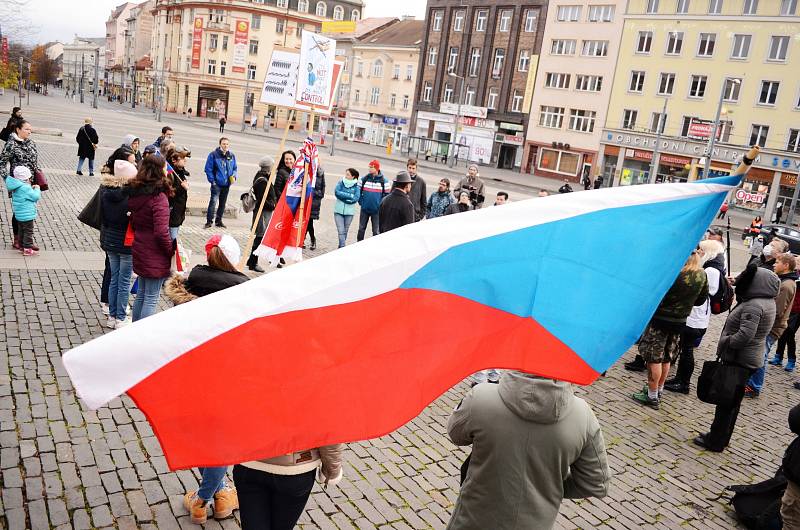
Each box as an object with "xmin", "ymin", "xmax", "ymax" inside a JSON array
[
  {"xmin": 150, "ymin": 0, "xmax": 364, "ymax": 128},
  {"xmin": 522, "ymin": 1, "xmax": 625, "ymax": 182},
  {"xmin": 105, "ymin": 2, "xmax": 137, "ymax": 69},
  {"xmin": 343, "ymin": 18, "xmax": 423, "ymax": 149},
  {"xmin": 120, "ymin": 0, "xmax": 155, "ymax": 104}
]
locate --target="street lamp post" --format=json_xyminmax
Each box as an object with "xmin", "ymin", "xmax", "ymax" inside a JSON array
[
  {"xmin": 17, "ymin": 56, "xmax": 22, "ymax": 108},
  {"xmin": 447, "ymin": 71, "xmax": 465, "ymax": 168},
  {"xmin": 92, "ymin": 49, "xmax": 100, "ymax": 109},
  {"xmin": 80, "ymin": 53, "xmax": 85, "ymax": 104},
  {"xmin": 241, "ymin": 74, "xmax": 251, "ymax": 132},
  {"xmin": 647, "ymin": 97, "xmax": 668, "ymax": 184},
  {"xmin": 702, "ymin": 77, "xmax": 740, "ymax": 179}
]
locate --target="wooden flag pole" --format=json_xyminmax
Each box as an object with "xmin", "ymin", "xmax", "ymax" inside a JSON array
[
  {"xmin": 237, "ymin": 108, "xmax": 296, "ymax": 271},
  {"xmin": 294, "ymin": 112, "xmax": 314, "ymax": 249}
]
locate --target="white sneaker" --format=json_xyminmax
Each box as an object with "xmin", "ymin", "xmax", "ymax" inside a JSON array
[
  {"xmin": 101, "ymin": 303, "xmax": 109, "ymax": 316},
  {"xmin": 105, "ymin": 317, "xmax": 116, "ymax": 329},
  {"xmin": 115, "ymin": 319, "xmax": 129, "ymax": 328},
  {"xmin": 125, "ymin": 305, "xmax": 130, "ymax": 315}
]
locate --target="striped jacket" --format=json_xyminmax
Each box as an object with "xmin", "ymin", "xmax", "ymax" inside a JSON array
[{"xmin": 358, "ymin": 172, "xmax": 390, "ymax": 214}]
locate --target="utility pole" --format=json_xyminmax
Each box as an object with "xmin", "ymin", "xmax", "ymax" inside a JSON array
[
  {"xmin": 92, "ymin": 48, "xmax": 99, "ymax": 109},
  {"xmin": 26, "ymin": 62, "xmax": 30, "ymax": 106},
  {"xmin": 447, "ymin": 71, "xmax": 465, "ymax": 168},
  {"xmin": 80, "ymin": 54, "xmax": 85, "ymax": 104},
  {"xmin": 647, "ymin": 98, "xmax": 668, "ymax": 184},
  {"xmin": 131, "ymin": 66, "xmax": 136, "ymax": 109},
  {"xmin": 241, "ymin": 74, "xmax": 251, "ymax": 132},
  {"xmin": 17, "ymin": 56, "xmax": 22, "ymax": 108},
  {"xmin": 702, "ymin": 78, "xmax": 740, "ymax": 180}
]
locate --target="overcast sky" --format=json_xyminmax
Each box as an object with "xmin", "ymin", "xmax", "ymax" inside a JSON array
[{"xmin": 15, "ymin": 0, "xmax": 427, "ymax": 45}]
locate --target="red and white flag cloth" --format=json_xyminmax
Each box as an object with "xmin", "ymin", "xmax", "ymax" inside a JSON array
[{"xmin": 255, "ymin": 137, "xmax": 318, "ymax": 265}]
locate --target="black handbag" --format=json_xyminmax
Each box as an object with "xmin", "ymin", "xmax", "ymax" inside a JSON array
[
  {"xmin": 77, "ymin": 188, "xmax": 103, "ymax": 231},
  {"xmin": 697, "ymin": 358, "xmax": 750, "ymax": 407}
]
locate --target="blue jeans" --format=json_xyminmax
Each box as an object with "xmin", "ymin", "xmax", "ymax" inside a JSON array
[
  {"xmin": 207, "ymin": 184, "xmax": 230, "ymax": 224},
  {"xmin": 132, "ymin": 276, "xmax": 166, "ymax": 322},
  {"xmin": 77, "ymin": 157, "xmax": 94, "ymax": 173},
  {"xmin": 747, "ymin": 335, "xmax": 776, "ymax": 392},
  {"xmin": 107, "ymin": 251, "xmax": 133, "ymax": 321},
  {"xmin": 356, "ymin": 210, "xmax": 379, "ymax": 241},
  {"xmin": 197, "ymin": 466, "xmax": 228, "ymax": 502},
  {"xmin": 169, "ymin": 226, "xmax": 179, "ymax": 239},
  {"xmin": 334, "ymin": 213, "xmax": 354, "ymax": 248}
]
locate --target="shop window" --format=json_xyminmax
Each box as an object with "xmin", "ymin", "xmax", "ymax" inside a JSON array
[{"xmin": 538, "ymin": 148, "xmax": 580, "ymax": 175}]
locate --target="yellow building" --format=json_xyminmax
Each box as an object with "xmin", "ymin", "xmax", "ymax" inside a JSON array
[{"xmin": 600, "ymin": 0, "xmax": 800, "ymax": 218}]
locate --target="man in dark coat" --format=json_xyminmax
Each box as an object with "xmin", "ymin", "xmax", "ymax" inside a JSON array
[
  {"xmin": 379, "ymin": 171, "xmax": 415, "ymax": 234},
  {"xmin": 76, "ymin": 118, "xmax": 99, "ymax": 176},
  {"xmin": 406, "ymin": 158, "xmax": 427, "ymax": 221}
]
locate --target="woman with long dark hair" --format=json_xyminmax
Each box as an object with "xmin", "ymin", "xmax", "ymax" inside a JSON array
[
  {"xmin": 0, "ymin": 119, "xmax": 40, "ymax": 250},
  {"xmin": 127, "ymin": 155, "xmax": 175, "ymax": 321}
]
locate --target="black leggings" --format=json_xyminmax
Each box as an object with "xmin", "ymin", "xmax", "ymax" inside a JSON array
[
  {"xmin": 306, "ymin": 219, "xmax": 315, "ymax": 241},
  {"xmin": 232, "ymin": 465, "xmax": 315, "ymax": 530},
  {"xmin": 777, "ymin": 313, "xmax": 800, "ymax": 362},
  {"xmin": 11, "ymin": 214, "xmax": 18, "ymax": 236}
]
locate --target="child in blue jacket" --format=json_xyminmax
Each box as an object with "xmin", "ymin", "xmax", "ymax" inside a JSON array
[{"xmin": 6, "ymin": 166, "xmax": 41, "ymax": 255}]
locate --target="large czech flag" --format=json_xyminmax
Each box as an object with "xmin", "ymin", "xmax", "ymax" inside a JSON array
[{"xmin": 63, "ymin": 175, "xmax": 740, "ymax": 470}]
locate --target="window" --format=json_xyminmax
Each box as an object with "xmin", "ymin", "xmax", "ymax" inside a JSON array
[
  {"xmin": 545, "ymin": 72, "xmax": 570, "ymax": 89},
  {"xmin": 207, "ymin": 59, "xmax": 216, "ymax": 75},
  {"xmin": 575, "ymin": 74, "xmax": 602, "ymax": 92},
  {"xmin": 316, "ymin": 2, "xmax": 326, "ymax": 17},
  {"xmin": 390, "ymin": 93, "xmax": 396, "ymax": 108},
  {"xmin": 650, "ymin": 112, "xmax": 667, "ymax": 133},
  {"xmin": 731, "ymin": 34, "xmax": 751, "ymax": 59},
  {"xmin": 557, "ymin": 5, "xmax": 581, "ymax": 21},
  {"xmin": 211, "ymin": 9, "xmax": 225, "ymax": 23},
  {"xmin": 666, "ymin": 31, "xmax": 683, "ymax": 55},
  {"xmin": 769, "ymin": 36, "xmax": 790, "ymax": 61},
  {"xmin": 351, "ymin": 9, "xmax": 360, "ymax": 21},
  {"xmin": 588, "ymin": 5, "xmax": 614, "ymax": 21},
  {"xmin": 422, "ymin": 82, "xmax": 432, "ymax": 102},
  {"xmin": 551, "ymin": 39, "xmax": 576, "ymax": 55},
  {"xmin": 689, "ymin": 75, "xmax": 707, "ymax": 98},
  {"xmin": 247, "ymin": 64, "xmax": 257, "ymax": 81},
  {"xmin": 646, "ymin": 0, "xmax": 660, "ymax": 13},
  {"xmin": 369, "ymin": 87, "xmax": 380, "ymax": 105},
  {"xmin": 518, "ymin": 50, "xmax": 530, "ymax": 72},
  {"xmin": 676, "ymin": 0, "xmax": 690, "ymax": 13},
  {"xmin": 249, "ymin": 40, "xmax": 259, "ymax": 55},
  {"xmin": 469, "ymin": 48, "xmax": 481, "ymax": 77},
  {"xmin": 499, "ymin": 10, "xmax": 512, "ymax": 31},
  {"xmin": 759, "ymin": 81, "xmax": 779, "ymax": 105},
  {"xmin": 209, "ymin": 33, "xmax": 218, "ymax": 50},
  {"xmin": 637, "ymin": 31, "xmax": 653, "ymax": 53},
  {"xmin": 220, "ymin": 61, "xmax": 226, "ymax": 76},
  {"xmin": 722, "ymin": 77, "xmax": 741, "ymax": 101},
  {"xmin": 276, "ymin": 19, "xmax": 284, "ymax": 33},
  {"xmin": 391, "ymin": 65, "xmax": 399, "ymax": 80},
  {"xmin": 750, "ymin": 124, "xmax": 769, "ymax": 147},
  {"xmin": 465, "ymin": 86, "xmax": 475, "ymax": 105},
  {"xmin": 582, "ymin": 40, "xmax": 609, "ymax": 57},
  {"xmin": 539, "ymin": 106, "xmax": 565, "ymax": 128},
  {"xmin": 454, "ymin": 10, "xmax": 465, "ymax": 31},
  {"xmin": 476, "ymin": 10, "xmax": 488, "ymax": 31},
  {"xmin": 511, "ymin": 90, "xmax": 524, "ymax": 112},
  {"xmin": 787, "ymin": 129, "xmax": 800, "ymax": 152},
  {"xmin": 428, "ymin": 46, "xmax": 437, "ymax": 66},
  {"xmin": 487, "ymin": 88, "xmax": 499, "ymax": 110},
  {"xmin": 432, "ymin": 11, "xmax": 443, "ymax": 31},
  {"xmin": 697, "ymin": 33, "xmax": 716, "ymax": 57},
  {"xmin": 708, "ymin": 0, "xmax": 722, "ymax": 14},
  {"xmin": 782, "ymin": 0, "xmax": 797, "ymax": 15},
  {"xmin": 492, "ymin": 48, "xmax": 505, "ymax": 78},
  {"xmin": 524, "ymin": 9, "xmax": 537, "ymax": 31},
  {"xmin": 372, "ymin": 59, "xmax": 383, "ymax": 77},
  {"xmin": 333, "ymin": 6, "xmax": 344, "ymax": 20},
  {"xmin": 623, "ymin": 109, "xmax": 638, "ymax": 129},
  {"xmin": 277, "ymin": 0, "xmax": 288, "ymax": 7},
  {"xmin": 569, "ymin": 109, "xmax": 596, "ymax": 132},
  {"xmin": 352, "ymin": 89, "xmax": 360, "ymax": 104},
  {"xmin": 298, "ymin": 0, "xmax": 309, "ymax": 12},
  {"xmin": 658, "ymin": 73, "xmax": 675, "ymax": 95},
  {"xmin": 222, "ymin": 36, "xmax": 228, "ymax": 50},
  {"xmin": 448, "ymin": 47, "xmax": 459, "ymax": 72},
  {"xmin": 406, "ymin": 65, "xmax": 413, "ymax": 80},
  {"xmin": 743, "ymin": 0, "xmax": 758, "ymax": 13},
  {"xmin": 403, "ymin": 95, "xmax": 409, "ymax": 110},
  {"xmin": 251, "ymin": 14, "xmax": 261, "ymax": 30},
  {"xmin": 539, "ymin": 149, "xmax": 580, "ymax": 175},
  {"xmin": 443, "ymin": 84, "xmax": 453, "ymax": 103},
  {"xmin": 629, "ymin": 71, "xmax": 646, "ymax": 92}
]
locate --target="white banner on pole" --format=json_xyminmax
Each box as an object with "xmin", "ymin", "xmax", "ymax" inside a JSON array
[
  {"xmin": 260, "ymin": 49, "xmax": 301, "ymax": 108},
  {"xmin": 296, "ymin": 31, "xmax": 337, "ymax": 109}
]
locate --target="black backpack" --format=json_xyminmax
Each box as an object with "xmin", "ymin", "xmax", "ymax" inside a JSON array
[
  {"xmin": 707, "ymin": 262, "xmax": 734, "ymax": 314},
  {"xmin": 727, "ymin": 470, "xmax": 786, "ymax": 530}
]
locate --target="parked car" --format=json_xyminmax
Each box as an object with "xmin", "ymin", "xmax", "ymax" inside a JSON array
[{"xmin": 760, "ymin": 224, "xmax": 800, "ymax": 255}]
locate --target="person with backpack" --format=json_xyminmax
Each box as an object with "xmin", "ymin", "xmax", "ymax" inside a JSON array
[{"xmin": 665, "ymin": 239, "xmax": 726, "ymax": 395}]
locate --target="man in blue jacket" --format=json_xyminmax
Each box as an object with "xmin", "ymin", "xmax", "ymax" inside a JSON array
[
  {"xmin": 356, "ymin": 159, "xmax": 389, "ymax": 241},
  {"xmin": 204, "ymin": 137, "xmax": 238, "ymax": 229}
]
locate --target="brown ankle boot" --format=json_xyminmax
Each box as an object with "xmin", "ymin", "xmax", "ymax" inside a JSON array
[
  {"xmin": 213, "ymin": 484, "xmax": 239, "ymax": 519},
  {"xmin": 183, "ymin": 491, "xmax": 209, "ymax": 524}
]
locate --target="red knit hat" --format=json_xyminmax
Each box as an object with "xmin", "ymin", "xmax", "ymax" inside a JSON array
[{"xmin": 369, "ymin": 159, "xmax": 380, "ymax": 171}]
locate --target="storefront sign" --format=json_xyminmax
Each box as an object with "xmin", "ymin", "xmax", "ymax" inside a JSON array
[
  {"xmin": 439, "ymin": 102, "xmax": 488, "ymax": 119},
  {"xmin": 191, "ymin": 18, "xmax": 203, "ymax": 69},
  {"xmin": 500, "ymin": 122, "xmax": 524, "ymax": 132},
  {"xmin": 296, "ymin": 31, "xmax": 337, "ymax": 108},
  {"xmin": 458, "ymin": 116, "xmax": 494, "ymax": 129},
  {"xmin": 349, "ymin": 111, "xmax": 370, "ymax": 121},
  {"xmin": 735, "ymin": 188, "xmax": 766, "ymax": 204},
  {"xmin": 382, "ymin": 116, "xmax": 408, "ymax": 125},
  {"xmin": 321, "ymin": 21, "xmax": 357, "ymax": 33},
  {"xmin": 496, "ymin": 133, "xmax": 524, "ymax": 145},
  {"xmin": 687, "ymin": 118, "xmax": 721, "ymax": 141},
  {"xmin": 232, "ymin": 20, "xmax": 249, "ymax": 73},
  {"xmin": 632, "ymin": 150, "xmax": 690, "ymax": 166},
  {"xmin": 417, "ymin": 111, "xmax": 454, "ymax": 123},
  {"xmin": 1, "ymin": 38, "xmax": 8, "ymax": 65}
]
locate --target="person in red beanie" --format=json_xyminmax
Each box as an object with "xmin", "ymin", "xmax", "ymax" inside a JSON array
[{"xmin": 356, "ymin": 159, "xmax": 389, "ymax": 241}]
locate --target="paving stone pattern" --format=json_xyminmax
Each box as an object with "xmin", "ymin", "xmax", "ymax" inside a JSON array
[{"xmin": 0, "ymin": 93, "xmax": 795, "ymax": 529}]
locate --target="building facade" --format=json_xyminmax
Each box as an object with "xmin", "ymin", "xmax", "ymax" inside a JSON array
[
  {"xmin": 63, "ymin": 37, "xmax": 106, "ymax": 96},
  {"xmin": 600, "ymin": 0, "xmax": 800, "ymax": 218},
  {"xmin": 106, "ymin": 3, "xmax": 136, "ymax": 69},
  {"xmin": 150, "ymin": 0, "xmax": 363, "ymax": 127},
  {"xmin": 344, "ymin": 18, "xmax": 423, "ymax": 149},
  {"xmin": 121, "ymin": 0, "xmax": 155, "ymax": 104},
  {"xmin": 410, "ymin": 0, "xmax": 548, "ymax": 169},
  {"xmin": 522, "ymin": 1, "xmax": 625, "ymax": 182}
]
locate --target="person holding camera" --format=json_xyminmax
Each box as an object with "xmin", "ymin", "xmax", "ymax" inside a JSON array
[
  {"xmin": 445, "ymin": 191, "xmax": 473, "ymax": 216},
  {"xmin": 453, "ymin": 164, "xmax": 485, "ymax": 209}
]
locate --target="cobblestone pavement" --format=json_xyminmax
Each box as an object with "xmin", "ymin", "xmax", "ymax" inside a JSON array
[{"xmin": 0, "ymin": 92, "xmax": 795, "ymax": 529}]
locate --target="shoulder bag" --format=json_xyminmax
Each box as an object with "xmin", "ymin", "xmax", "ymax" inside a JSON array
[{"xmin": 696, "ymin": 358, "xmax": 751, "ymax": 407}]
